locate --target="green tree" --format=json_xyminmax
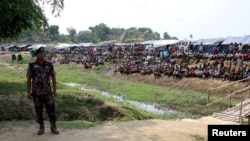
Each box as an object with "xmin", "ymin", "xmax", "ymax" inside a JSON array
[
  {"xmin": 67, "ymin": 27, "xmax": 77, "ymax": 42},
  {"xmin": 49, "ymin": 25, "xmax": 60, "ymax": 40},
  {"xmin": 138, "ymin": 27, "xmax": 153, "ymax": 34},
  {"xmin": 0, "ymin": 0, "xmax": 64, "ymax": 40},
  {"xmin": 110, "ymin": 28, "xmax": 125, "ymax": 41},
  {"xmin": 127, "ymin": 27, "xmax": 140, "ymax": 42},
  {"xmin": 89, "ymin": 23, "xmax": 110, "ymax": 43},
  {"xmin": 153, "ymin": 32, "xmax": 161, "ymax": 40},
  {"xmin": 77, "ymin": 30, "xmax": 94, "ymax": 43},
  {"xmin": 163, "ymin": 32, "xmax": 171, "ymax": 39},
  {"xmin": 172, "ymin": 36, "xmax": 179, "ymax": 40}
]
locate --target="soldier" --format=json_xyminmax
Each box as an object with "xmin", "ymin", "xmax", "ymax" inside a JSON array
[{"xmin": 26, "ymin": 47, "xmax": 59, "ymax": 135}]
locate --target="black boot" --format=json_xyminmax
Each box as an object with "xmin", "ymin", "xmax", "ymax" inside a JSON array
[
  {"xmin": 50, "ymin": 122, "xmax": 59, "ymax": 134},
  {"xmin": 37, "ymin": 122, "xmax": 44, "ymax": 135}
]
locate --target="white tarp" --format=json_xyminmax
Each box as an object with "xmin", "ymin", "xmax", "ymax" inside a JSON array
[
  {"xmin": 28, "ymin": 44, "xmax": 47, "ymax": 50},
  {"xmin": 221, "ymin": 35, "xmax": 250, "ymax": 45},
  {"xmin": 141, "ymin": 39, "xmax": 180, "ymax": 47},
  {"xmin": 241, "ymin": 35, "xmax": 250, "ymax": 45},
  {"xmin": 54, "ymin": 43, "xmax": 93, "ymax": 49},
  {"xmin": 78, "ymin": 43, "xmax": 93, "ymax": 47},
  {"xmin": 54, "ymin": 43, "xmax": 71, "ymax": 49},
  {"xmin": 195, "ymin": 38, "xmax": 224, "ymax": 45}
]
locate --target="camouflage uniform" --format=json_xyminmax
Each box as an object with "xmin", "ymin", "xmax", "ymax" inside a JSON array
[{"xmin": 26, "ymin": 60, "xmax": 57, "ymax": 124}]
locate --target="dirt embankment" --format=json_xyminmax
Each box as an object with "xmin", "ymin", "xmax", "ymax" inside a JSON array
[{"xmin": 108, "ymin": 68, "xmax": 248, "ymax": 97}]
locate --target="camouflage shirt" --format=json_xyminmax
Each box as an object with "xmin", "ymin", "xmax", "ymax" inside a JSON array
[{"xmin": 27, "ymin": 61, "xmax": 55, "ymax": 96}]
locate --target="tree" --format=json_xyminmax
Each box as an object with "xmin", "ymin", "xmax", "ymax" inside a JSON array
[
  {"xmin": 0, "ymin": 0, "xmax": 64, "ymax": 40},
  {"xmin": 138, "ymin": 27, "xmax": 153, "ymax": 34},
  {"xmin": 163, "ymin": 32, "xmax": 171, "ymax": 39},
  {"xmin": 110, "ymin": 28, "xmax": 125, "ymax": 41},
  {"xmin": 172, "ymin": 36, "xmax": 179, "ymax": 40},
  {"xmin": 67, "ymin": 27, "xmax": 77, "ymax": 42},
  {"xmin": 89, "ymin": 23, "xmax": 110, "ymax": 43},
  {"xmin": 153, "ymin": 32, "xmax": 161, "ymax": 40},
  {"xmin": 127, "ymin": 27, "xmax": 140, "ymax": 42},
  {"xmin": 49, "ymin": 25, "xmax": 59, "ymax": 40},
  {"xmin": 77, "ymin": 30, "xmax": 94, "ymax": 43},
  {"xmin": 138, "ymin": 27, "xmax": 160, "ymax": 41}
]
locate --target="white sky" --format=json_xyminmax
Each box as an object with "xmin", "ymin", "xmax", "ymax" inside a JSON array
[{"xmin": 44, "ymin": 0, "xmax": 250, "ymax": 40}]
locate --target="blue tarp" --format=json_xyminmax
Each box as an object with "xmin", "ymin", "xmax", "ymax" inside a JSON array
[
  {"xmin": 192, "ymin": 45, "xmax": 215, "ymax": 53},
  {"xmin": 192, "ymin": 38, "xmax": 224, "ymax": 53},
  {"xmin": 155, "ymin": 45, "xmax": 167, "ymax": 51}
]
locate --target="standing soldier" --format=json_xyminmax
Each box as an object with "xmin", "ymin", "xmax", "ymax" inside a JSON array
[{"xmin": 26, "ymin": 47, "xmax": 59, "ymax": 135}]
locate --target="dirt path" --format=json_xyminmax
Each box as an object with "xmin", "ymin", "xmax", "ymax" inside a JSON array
[{"xmin": 0, "ymin": 117, "xmax": 237, "ymax": 141}]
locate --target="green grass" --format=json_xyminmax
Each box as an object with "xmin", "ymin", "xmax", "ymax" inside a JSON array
[
  {"xmin": 58, "ymin": 120, "xmax": 99, "ymax": 129},
  {"xmin": 0, "ymin": 65, "xmax": 27, "ymax": 94},
  {"xmin": 56, "ymin": 64, "xmax": 234, "ymax": 118},
  {"xmin": 69, "ymin": 64, "xmax": 239, "ymax": 118}
]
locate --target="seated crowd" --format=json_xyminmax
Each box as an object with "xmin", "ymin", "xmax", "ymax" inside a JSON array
[{"xmin": 46, "ymin": 42, "xmax": 250, "ymax": 82}]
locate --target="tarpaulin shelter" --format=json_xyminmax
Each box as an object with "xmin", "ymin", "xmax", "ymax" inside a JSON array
[
  {"xmin": 220, "ymin": 35, "xmax": 250, "ymax": 52},
  {"xmin": 193, "ymin": 38, "xmax": 224, "ymax": 52},
  {"xmin": 140, "ymin": 39, "xmax": 180, "ymax": 51},
  {"xmin": 221, "ymin": 36, "xmax": 245, "ymax": 45},
  {"xmin": 28, "ymin": 44, "xmax": 47, "ymax": 50},
  {"xmin": 54, "ymin": 43, "xmax": 71, "ymax": 49},
  {"xmin": 241, "ymin": 35, "xmax": 250, "ymax": 45},
  {"xmin": 27, "ymin": 44, "xmax": 47, "ymax": 57}
]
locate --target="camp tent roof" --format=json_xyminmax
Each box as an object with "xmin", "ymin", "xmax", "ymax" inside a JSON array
[
  {"xmin": 54, "ymin": 43, "xmax": 71, "ymax": 49},
  {"xmin": 241, "ymin": 35, "xmax": 250, "ymax": 45},
  {"xmin": 221, "ymin": 35, "xmax": 250, "ymax": 45},
  {"xmin": 78, "ymin": 43, "xmax": 93, "ymax": 47},
  {"xmin": 141, "ymin": 39, "xmax": 180, "ymax": 47},
  {"xmin": 195, "ymin": 38, "xmax": 224, "ymax": 45},
  {"xmin": 28, "ymin": 44, "xmax": 47, "ymax": 50}
]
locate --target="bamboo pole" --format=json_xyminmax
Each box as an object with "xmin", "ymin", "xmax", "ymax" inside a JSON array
[
  {"xmin": 207, "ymin": 86, "xmax": 250, "ymax": 107},
  {"xmin": 207, "ymin": 89, "xmax": 211, "ymax": 115},
  {"xmin": 230, "ymin": 85, "xmax": 232, "ymax": 108},
  {"xmin": 206, "ymin": 77, "xmax": 250, "ymax": 119},
  {"xmin": 209, "ymin": 77, "xmax": 250, "ymax": 91},
  {"xmin": 239, "ymin": 92, "xmax": 243, "ymax": 124},
  {"xmin": 207, "ymin": 89, "xmax": 211, "ymax": 103},
  {"xmin": 249, "ymin": 80, "xmax": 250, "ymax": 98}
]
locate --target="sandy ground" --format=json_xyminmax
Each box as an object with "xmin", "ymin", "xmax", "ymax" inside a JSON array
[{"xmin": 0, "ymin": 116, "xmax": 237, "ymax": 141}]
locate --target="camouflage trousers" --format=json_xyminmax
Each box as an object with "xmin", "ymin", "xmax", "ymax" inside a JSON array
[{"xmin": 33, "ymin": 94, "xmax": 57, "ymax": 124}]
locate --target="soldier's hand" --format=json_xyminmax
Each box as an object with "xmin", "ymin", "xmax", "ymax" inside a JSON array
[
  {"xmin": 52, "ymin": 90, "xmax": 57, "ymax": 97},
  {"xmin": 27, "ymin": 92, "xmax": 32, "ymax": 100}
]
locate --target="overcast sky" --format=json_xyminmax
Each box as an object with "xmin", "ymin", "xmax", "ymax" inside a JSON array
[{"xmin": 44, "ymin": 0, "xmax": 250, "ymax": 40}]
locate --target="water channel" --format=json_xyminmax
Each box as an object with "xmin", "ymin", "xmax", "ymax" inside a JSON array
[{"xmin": 64, "ymin": 82, "xmax": 175, "ymax": 115}]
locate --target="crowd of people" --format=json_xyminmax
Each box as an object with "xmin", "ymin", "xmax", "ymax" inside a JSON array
[{"xmin": 44, "ymin": 42, "xmax": 250, "ymax": 82}]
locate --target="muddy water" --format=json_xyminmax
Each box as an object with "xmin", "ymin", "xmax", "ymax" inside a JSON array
[{"xmin": 64, "ymin": 82, "xmax": 175, "ymax": 115}]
